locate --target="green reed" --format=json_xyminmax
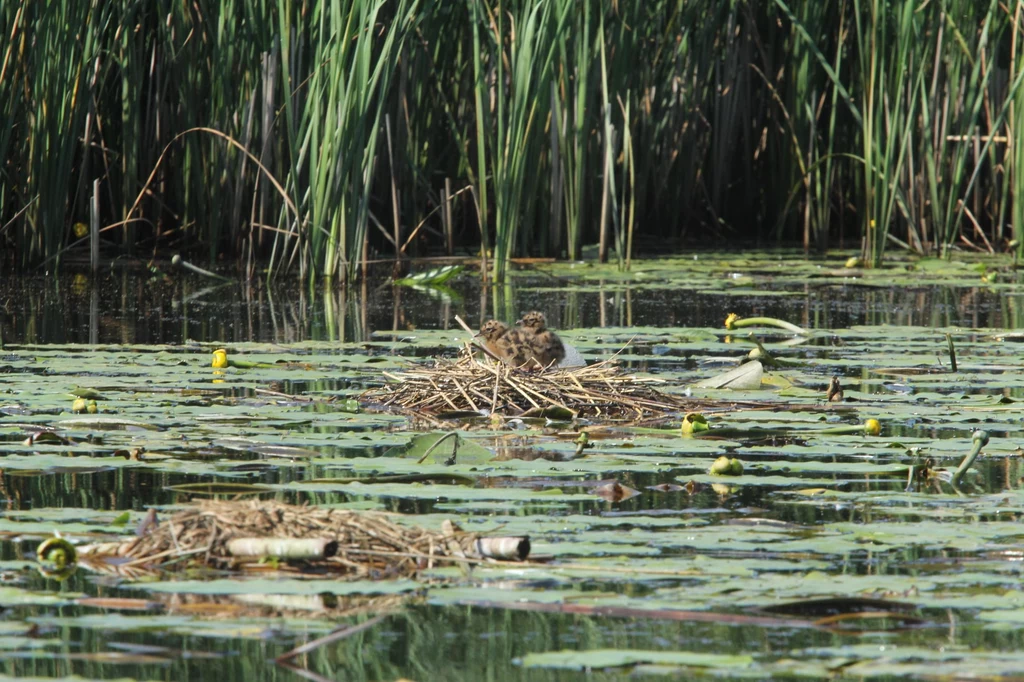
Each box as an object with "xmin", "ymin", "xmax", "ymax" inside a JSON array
[
  {"xmin": 921, "ymin": 0, "xmax": 1001, "ymax": 256},
  {"xmin": 857, "ymin": 0, "xmax": 924, "ymax": 266},
  {"xmin": 770, "ymin": 0, "xmax": 844, "ymax": 250},
  {"xmin": 1014, "ymin": 2, "xmax": 1024, "ymax": 257},
  {"xmin": 469, "ymin": 0, "xmax": 491, "ymax": 266},
  {"xmin": 477, "ymin": 0, "xmax": 570, "ymax": 281},
  {"xmin": 2, "ymin": 1, "xmax": 1024, "ymax": 278},
  {"xmin": 277, "ymin": 0, "xmax": 419, "ymax": 282},
  {"xmin": 2, "ymin": 1, "xmax": 113, "ymax": 266},
  {"xmin": 553, "ymin": 0, "xmax": 593, "ymax": 261}
]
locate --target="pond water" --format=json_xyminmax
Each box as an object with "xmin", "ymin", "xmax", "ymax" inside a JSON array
[
  {"xmin": 5, "ymin": 252, "xmax": 1023, "ymax": 345},
  {"xmin": 2, "ymin": 251, "xmax": 1024, "ymax": 680}
]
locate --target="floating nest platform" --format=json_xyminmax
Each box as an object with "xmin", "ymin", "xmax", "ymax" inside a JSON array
[
  {"xmin": 77, "ymin": 500, "xmax": 525, "ymax": 579},
  {"xmin": 366, "ymin": 355, "xmax": 693, "ymax": 421}
]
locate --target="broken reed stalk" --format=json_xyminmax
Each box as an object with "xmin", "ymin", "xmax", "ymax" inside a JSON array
[{"xmin": 226, "ymin": 537, "xmax": 337, "ymax": 560}]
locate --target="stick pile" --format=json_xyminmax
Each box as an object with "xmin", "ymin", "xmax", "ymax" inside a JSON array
[
  {"xmin": 77, "ymin": 500, "xmax": 484, "ymax": 578},
  {"xmin": 366, "ymin": 355, "xmax": 692, "ymax": 420}
]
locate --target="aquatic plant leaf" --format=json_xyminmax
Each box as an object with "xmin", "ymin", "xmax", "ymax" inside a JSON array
[
  {"xmin": 394, "ymin": 264, "xmax": 464, "ymax": 286},
  {"xmin": 0, "ymin": 586, "xmax": 80, "ymax": 607},
  {"xmin": 386, "ymin": 432, "xmax": 495, "ymax": 465},
  {"xmin": 139, "ymin": 578, "xmax": 419, "ymax": 596},
  {"xmin": 55, "ymin": 417, "xmax": 162, "ymax": 431},
  {"xmin": 214, "ymin": 439, "xmax": 321, "ymax": 459},
  {"xmin": 164, "ymin": 483, "xmax": 275, "ymax": 495},
  {"xmin": 287, "ymin": 481, "xmax": 592, "ymax": 503},
  {"xmin": 693, "ymin": 361, "xmax": 763, "ymax": 389},
  {"xmin": 520, "ymin": 649, "xmax": 755, "ymax": 670}
]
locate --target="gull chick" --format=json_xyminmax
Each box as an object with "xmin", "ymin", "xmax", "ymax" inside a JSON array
[
  {"xmin": 516, "ymin": 311, "xmax": 566, "ymax": 369},
  {"xmin": 476, "ymin": 319, "xmax": 532, "ymax": 367}
]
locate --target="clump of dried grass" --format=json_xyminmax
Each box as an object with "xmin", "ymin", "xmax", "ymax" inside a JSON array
[
  {"xmin": 77, "ymin": 500, "xmax": 481, "ymax": 579},
  {"xmin": 365, "ymin": 354, "xmax": 693, "ymax": 420}
]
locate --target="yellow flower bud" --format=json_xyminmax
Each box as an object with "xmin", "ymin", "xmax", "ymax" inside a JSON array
[{"xmin": 681, "ymin": 412, "xmax": 709, "ymax": 435}]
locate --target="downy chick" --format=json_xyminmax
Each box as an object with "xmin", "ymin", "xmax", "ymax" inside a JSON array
[
  {"xmin": 516, "ymin": 311, "xmax": 566, "ymax": 369},
  {"xmin": 476, "ymin": 319, "xmax": 532, "ymax": 367}
]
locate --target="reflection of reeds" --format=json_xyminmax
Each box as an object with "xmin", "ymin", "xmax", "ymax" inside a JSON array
[{"xmin": 3, "ymin": 2, "xmax": 1024, "ymax": 275}]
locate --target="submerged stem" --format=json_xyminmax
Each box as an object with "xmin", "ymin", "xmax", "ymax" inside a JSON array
[{"xmin": 950, "ymin": 430, "xmax": 988, "ymax": 487}]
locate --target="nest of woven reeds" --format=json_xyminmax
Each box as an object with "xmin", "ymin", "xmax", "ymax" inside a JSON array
[
  {"xmin": 366, "ymin": 354, "xmax": 692, "ymax": 421},
  {"xmin": 77, "ymin": 500, "xmax": 518, "ymax": 579}
]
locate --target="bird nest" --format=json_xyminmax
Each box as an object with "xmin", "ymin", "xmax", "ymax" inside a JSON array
[
  {"xmin": 365, "ymin": 354, "xmax": 692, "ymax": 421},
  {"xmin": 76, "ymin": 500, "xmax": 524, "ymax": 579}
]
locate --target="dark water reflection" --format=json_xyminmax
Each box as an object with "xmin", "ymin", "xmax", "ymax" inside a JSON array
[
  {"xmin": 0, "ymin": 596, "xmax": 907, "ymax": 681},
  {"xmin": 0, "ymin": 586, "xmax": 1019, "ymax": 681},
  {"xmin": 2, "ymin": 266, "xmax": 1022, "ymax": 345}
]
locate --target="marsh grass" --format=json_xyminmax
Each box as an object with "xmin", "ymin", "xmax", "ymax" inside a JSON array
[{"xmin": 2, "ymin": 1, "xmax": 1024, "ymax": 278}]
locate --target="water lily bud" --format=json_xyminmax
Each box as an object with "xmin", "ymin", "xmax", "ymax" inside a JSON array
[
  {"xmin": 211, "ymin": 349, "xmax": 229, "ymax": 368},
  {"xmin": 37, "ymin": 536, "xmax": 77, "ymax": 570},
  {"xmin": 710, "ymin": 456, "xmax": 733, "ymax": 475},
  {"xmin": 681, "ymin": 413, "xmax": 709, "ymax": 435},
  {"xmin": 71, "ymin": 398, "xmax": 87, "ymax": 414},
  {"xmin": 864, "ymin": 419, "xmax": 881, "ymax": 436}
]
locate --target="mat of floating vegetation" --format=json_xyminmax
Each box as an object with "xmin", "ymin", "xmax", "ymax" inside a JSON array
[
  {"xmin": 76, "ymin": 500, "xmax": 528, "ymax": 579},
  {"xmin": 364, "ymin": 355, "xmax": 693, "ymax": 420}
]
